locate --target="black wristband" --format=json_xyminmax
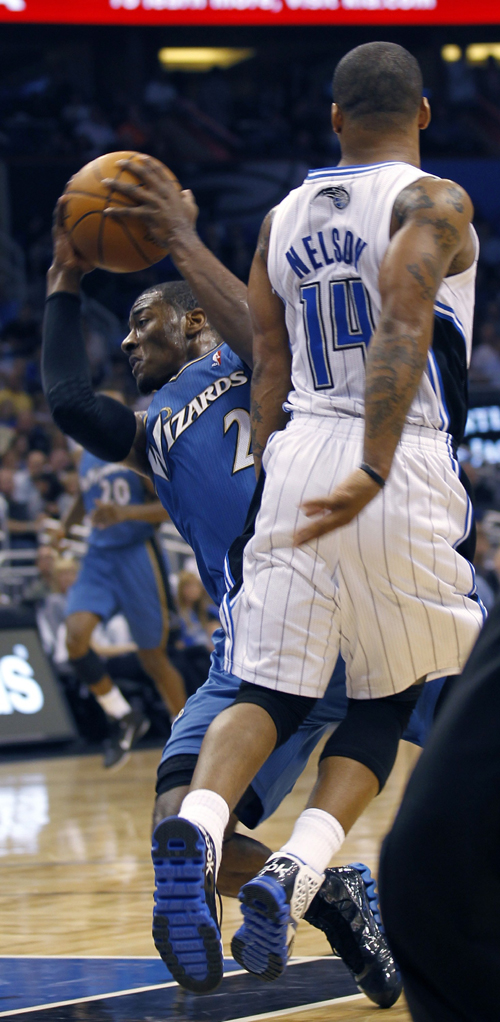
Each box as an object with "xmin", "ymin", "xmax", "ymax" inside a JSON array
[{"xmin": 359, "ymin": 462, "xmax": 386, "ymax": 488}]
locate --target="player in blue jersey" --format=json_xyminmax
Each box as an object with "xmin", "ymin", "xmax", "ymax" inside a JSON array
[
  {"xmin": 41, "ymin": 166, "xmax": 449, "ymax": 1005},
  {"xmin": 62, "ymin": 417, "xmax": 186, "ymax": 770}
]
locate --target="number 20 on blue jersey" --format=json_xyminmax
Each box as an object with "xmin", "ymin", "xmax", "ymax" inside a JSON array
[{"xmin": 300, "ymin": 276, "xmax": 375, "ymax": 390}]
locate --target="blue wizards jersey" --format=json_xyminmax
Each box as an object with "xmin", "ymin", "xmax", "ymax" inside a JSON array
[
  {"xmin": 145, "ymin": 345, "xmax": 255, "ymax": 605},
  {"xmin": 79, "ymin": 451, "xmax": 154, "ymax": 549}
]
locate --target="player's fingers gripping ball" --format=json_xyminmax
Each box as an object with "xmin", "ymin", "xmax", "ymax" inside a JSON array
[
  {"xmin": 103, "ymin": 156, "xmax": 198, "ymax": 246},
  {"xmin": 63, "ymin": 151, "xmax": 181, "ymax": 273}
]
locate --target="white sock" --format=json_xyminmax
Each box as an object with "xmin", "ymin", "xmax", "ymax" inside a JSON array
[
  {"xmin": 280, "ymin": 808, "xmax": 345, "ymax": 876},
  {"xmin": 179, "ymin": 789, "xmax": 229, "ymax": 879},
  {"xmin": 96, "ymin": 685, "xmax": 131, "ymax": 720}
]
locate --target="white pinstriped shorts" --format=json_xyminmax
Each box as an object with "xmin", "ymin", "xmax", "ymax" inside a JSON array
[{"xmin": 224, "ymin": 414, "xmax": 484, "ymax": 700}]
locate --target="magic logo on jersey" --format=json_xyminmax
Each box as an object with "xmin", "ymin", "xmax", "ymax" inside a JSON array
[
  {"xmin": 318, "ymin": 185, "xmax": 350, "ymax": 209},
  {"xmin": 148, "ymin": 369, "xmax": 249, "ymax": 481}
]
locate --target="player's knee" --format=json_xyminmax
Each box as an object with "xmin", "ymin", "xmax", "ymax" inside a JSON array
[
  {"xmin": 138, "ymin": 646, "xmax": 164, "ymax": 670},
  {"xmin": 66, "ymin": 616, "xmax": 93, "ymax": 660},
  {"xmin": 320, "ymin": 682, "xmax": 424, "ymax": 792},
  {"xmin": 69, "ymin": 648, "xmax": 107, "ymax": 687},
  {"xmin": 233, "ymin": 682, "xmax": 317, "ymax": 748}
]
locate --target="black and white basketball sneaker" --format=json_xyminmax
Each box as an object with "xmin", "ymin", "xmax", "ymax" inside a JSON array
[
  {"xmin": 231, "ymin": 853, "xmax": 324, "ymax": 981},
  {"xmin": 304, "ymin": 863, "xmax": 402, "ymax": 1008},
  {"xmin": 103, "ymin": 710, "xmax": 150, "ymax": 771},
  {"xmin": 152, "ymin": 817, "xmax": 223, "ymax": 994}
]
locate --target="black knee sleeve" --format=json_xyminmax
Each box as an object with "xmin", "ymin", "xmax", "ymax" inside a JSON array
[
  {"xmin": 71, "ymin": 649, "xmax": 107, "ymax": 687},
  {"xmin": 320, "ymin": 682, "xmax": 424, "ymax": 792},
  {"xmin": 233, "ymin": 682, "xmax": 317, "ymax": 748},
  {"xmin": 156, "ymin": 754, "xmax": 198, "ymax": 796}
]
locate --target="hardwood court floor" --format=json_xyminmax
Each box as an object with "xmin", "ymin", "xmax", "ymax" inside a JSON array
[{"xmin": 0, "ymin": 741, "xmax": 420, "ymax": 1020}]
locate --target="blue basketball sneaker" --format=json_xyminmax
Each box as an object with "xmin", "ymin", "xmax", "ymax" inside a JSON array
[
  {"xmin": 152, "ymin": 817, "xmax": 223, "ymax": 993},
  {"xmin": 304, "ymin": 863, "xmax": 402, "ymax": 1008},
  {"xmin": 231, "ymin": 853, "xmax": 324, "ymax": 981}
]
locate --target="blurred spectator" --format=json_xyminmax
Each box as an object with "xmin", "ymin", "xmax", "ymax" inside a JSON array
[
  {"xmin": 176, "ymin": 570, "xmax": 217, "ymax": 650},
  {"xmin": 48, "ymin": 447, "xmax": 72, "ymax": 474},
  {"xmin": 0, "ymin": 465, "xmax": 42, "ymax": 547},
  {"xmin": 116, "ymin": 105, "xmax": 150, "ymax": 150},
  {"xmin": 0, "ymin": 399, "xmax": 17, "ymax": 428},
  {"xmin": 33, "ymin": 469, "xmax": 65, "ymax": 518},
  {"xmin": 473, "ymin": 523, "xmax": 497, "ymax": 610},
  {"xmin": 144, "ymin": 76, "xmax": 177, "ymax": 113},
  {"xmin": 37, "ymin": 556, "xmax": 79, "ymax": 665},
  {"xmin": 0, "ymin": 360, "xmax": 33, "ymax": 414},
  {"xmin": 22, "ymin": 544, "xmax": 57, "ymax": 606},
  {"xmin": 445, "ymin": 57, "xmax": 477, "ymax": 107},
  {"xmin": 58, "ymin": 469, "xmax": 80, "ymax": 518},
  {"xmin": 15, "ymin": 409, "xmax": 51, "ymax": 454},
  {"xmin": 13, "ymin": 449, "xmax": 46, "ymax": 518},
  {"xmin": 470, "ymin": 323, "xmax": 500, "ymax": 388},
  {"xmin": 0, "ymin": 409, "xmax": 16, "ymax": 456},
  {"xmin": 74, "ymin": 106, "xmax": 116, "ymax": 158}
]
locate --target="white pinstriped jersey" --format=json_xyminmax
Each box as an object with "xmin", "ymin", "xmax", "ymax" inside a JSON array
[{"xmin": 267, "ymin": 161, "xmax": 479, "ymax": 446}]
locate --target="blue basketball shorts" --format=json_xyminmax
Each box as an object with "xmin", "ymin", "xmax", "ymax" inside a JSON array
[
  {"xmin": 66, "ymin": 538, "xmax": 170, "ymax": 650},
  {"xmin": 159, "ymin": 628, "xmax": 445, "ymax": 828}
]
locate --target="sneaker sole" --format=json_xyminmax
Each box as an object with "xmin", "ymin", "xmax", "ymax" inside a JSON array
[
  {"xmin": 349, "ymin": 862, "xmax": 383, "ymax": 931},
  {"xmin": 152, "ymin": 818, "xmax": 223, "ymax": 994},
  {"xmin": 231, "ymin": 876, "xmax": 292, "ymax": 982}
]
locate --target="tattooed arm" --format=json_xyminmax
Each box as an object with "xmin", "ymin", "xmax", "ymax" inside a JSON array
[
  {"xmin": 248, "ymin": 209, "xmax": 291, "ymax": 478},
  {"xmin": 295, "ymin": 177, "xmax": 474, "ymax": 545},
  {"xmin": 364, "ymin": 177, "xmax": 473, "ymax": 479}
]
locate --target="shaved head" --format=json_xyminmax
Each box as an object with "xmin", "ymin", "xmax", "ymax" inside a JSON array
[{"xmin": 333, "ymin": 42, "xmax": 423, "ymax": 125}]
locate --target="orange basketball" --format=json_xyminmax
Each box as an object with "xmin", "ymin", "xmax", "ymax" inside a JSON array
[{"xmin": 63, "ymin": 151, "xmax": 180, "ymax": 273}]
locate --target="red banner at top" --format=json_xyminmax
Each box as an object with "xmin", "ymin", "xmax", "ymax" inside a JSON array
[{"xmin": 0, "ymin": 0, "xmax": 499, "ymax": 24}]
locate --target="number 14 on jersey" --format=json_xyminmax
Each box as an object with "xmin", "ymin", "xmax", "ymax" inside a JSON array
[{"xmin": 301, "ymin": 276, "xmax": 375, "ymax": 391}]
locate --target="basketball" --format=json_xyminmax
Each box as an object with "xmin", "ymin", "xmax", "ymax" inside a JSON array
[{"xmin": 63, "ymin": 151, "xmax": 180, "ymax": 273}]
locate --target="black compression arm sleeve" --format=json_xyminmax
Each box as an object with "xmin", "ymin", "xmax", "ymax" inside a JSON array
[{"xmin": 42, "ymin": 292, "xmax": 137, "ymax": 463}]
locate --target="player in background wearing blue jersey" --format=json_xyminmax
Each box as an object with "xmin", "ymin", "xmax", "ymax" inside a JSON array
[
  {"xmin": 61, "ymin": 409, "xmax": 186, "ymax": 770},
  {"xmin": 42, "ymin": 165, "xmax": 448, "ymax": 1005}
]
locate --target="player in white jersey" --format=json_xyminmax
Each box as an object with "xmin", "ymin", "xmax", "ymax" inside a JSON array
[{"xmin": 155, "ymin": 42, "xmax": 485, "ymax": 991}]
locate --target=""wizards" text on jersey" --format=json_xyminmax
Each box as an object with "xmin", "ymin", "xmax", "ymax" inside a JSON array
[
  {"xmin": 148, "ymin": 369, "xmax": 248, "ymax": 480},
  {"xmin": 286, "ymin": 228, "xmax": 367, "ymax": 280}
]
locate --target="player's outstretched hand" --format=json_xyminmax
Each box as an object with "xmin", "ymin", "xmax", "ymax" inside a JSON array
[
  {"xmin": 294, "ymin": 468, "xmax": 382, "ymax": 546},
  {"xmin": 102, "ymin": 155, "xmax": 198, "ymax": 250},
  {"xmin": 91, "ymin": 500, "xmax": 124, "ymax": 528},
  {"xmin": 50, "ymin": 197, "xmax": 94, "ymax": 276}
]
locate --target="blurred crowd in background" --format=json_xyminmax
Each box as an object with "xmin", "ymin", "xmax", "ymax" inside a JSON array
[
  {"xmin": 0, "ymin": 25, "xmax": 500, "ymax": 744},
  {"xmin": 1, "ymin": 32, "xmax": 500, "ymax": 165}
]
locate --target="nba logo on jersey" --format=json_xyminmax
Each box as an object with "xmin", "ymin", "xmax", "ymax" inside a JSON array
[{"xmin": 212, "ymin": 350, "xmax": 222, "ymax": 368}]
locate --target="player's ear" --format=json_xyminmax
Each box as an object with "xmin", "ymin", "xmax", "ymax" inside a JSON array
[
  {"xmin": 332, "ymin": 103, "xmax": 343, "ymax": 135},
  {"xmin": 184, "ymin": 308, "xmax": 207, "ymax": 338},
  {"xmin": 419, "ymin": 97, "xmax": 431, "ymax": 130}
]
